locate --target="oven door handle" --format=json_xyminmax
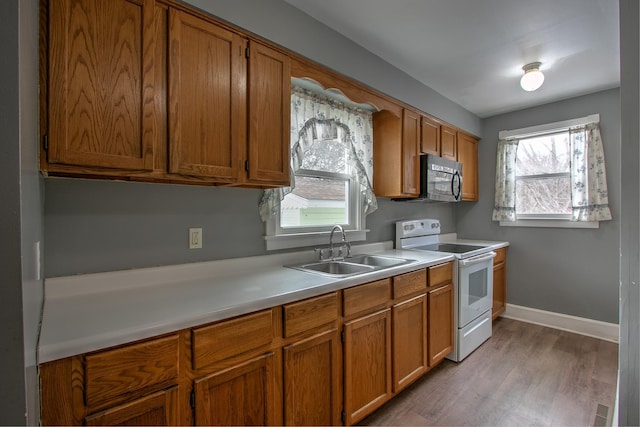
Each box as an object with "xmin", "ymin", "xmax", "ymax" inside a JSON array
[{"xmin": 459, "ymin": 251, "xmax": 496, "ymax": 267}]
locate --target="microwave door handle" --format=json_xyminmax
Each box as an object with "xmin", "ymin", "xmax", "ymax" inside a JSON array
[{"xmin": 452, "ymin": 171, "xmax": 462, "ymax": 200}]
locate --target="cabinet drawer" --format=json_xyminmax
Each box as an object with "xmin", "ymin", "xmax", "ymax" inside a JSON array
[
  {"xmin": 85, "ymin": 335, "xmax": 179, "ymax": 408},
  {"xmin": 494, "ymin": 247, "xmax": 507, "ymax": 265},
  {"xmin": 283, "ymin": 292, "xmax": 339, "ymax": 338},
  {"xmin": 192, "ymin": 309, "xmax": 274, "ymax": 370},
  {"xmin": 393, "ymin": 269, "xmax": 427, "ymax": 300},
  {"xmin": 343, "ymin": 279, "xmax": 390, "ymax": 317},
  {"xmin": 428, "ymin": 262, "xmax": 453, "ymax": 288}
]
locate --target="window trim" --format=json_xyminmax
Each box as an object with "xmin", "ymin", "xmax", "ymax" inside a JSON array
[
  {"xmin": 265, "ymin": 161, "xmax": 368, "ymax": 252},
  {"xmin": 498, "ymin": 114, "xmax": 600, "ymax": 140},
  {"xmin": 499, "ymin": 219, "xmax": 599, "ymax": 229},
  {"xmin": 275, "ymin": 170, "xmax": 361, "ymax": 236}
]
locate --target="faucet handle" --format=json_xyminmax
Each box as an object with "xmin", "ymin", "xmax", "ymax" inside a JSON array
[
  {"xmin": 337, "ymin": 242, "xmax": 351, "ymax": 259},
  {"xmin": 314, "ymin": 247, "xmax": 325, "ymax": 260}
]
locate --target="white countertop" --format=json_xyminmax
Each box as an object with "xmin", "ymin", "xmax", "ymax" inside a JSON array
[
  {"xmin": 39, "ymin": 237, "xmax": 509, "ymax": 363},
  {"xmin": 39, "ymin": 241, "xmax": 457, "ymax": 363}
]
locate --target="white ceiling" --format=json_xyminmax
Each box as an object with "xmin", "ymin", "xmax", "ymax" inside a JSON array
[{"xmin": 284, "ymin": 0, "xmax": 620, "ymax": 118}]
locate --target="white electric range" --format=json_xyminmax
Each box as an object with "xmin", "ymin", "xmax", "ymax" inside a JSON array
[{"xmin": 396, "ymin": 218, "xmax": 496, "ymax": 362}]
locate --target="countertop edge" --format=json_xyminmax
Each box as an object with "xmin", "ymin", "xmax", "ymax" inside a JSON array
[{"xmin": 38, "ymin": 246, "xmax": 455, "ymax": 363}]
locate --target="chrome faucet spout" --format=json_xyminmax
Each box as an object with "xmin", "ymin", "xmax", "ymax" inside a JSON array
[{"xmin": 329, "ymin": 225, "xmax": 349, "ymax": 259}]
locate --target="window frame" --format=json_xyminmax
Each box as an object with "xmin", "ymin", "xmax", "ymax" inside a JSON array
[
  {"xmin": 497, "ymin": 114, "xmax": 600, "ymax": 229},
  {"xmin": 265, "ymin": 143, "xmax": 368, "ymax": 251}
]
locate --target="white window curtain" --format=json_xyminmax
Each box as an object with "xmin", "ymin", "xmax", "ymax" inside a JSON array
[
  {"xmin": 569, "ymin": 123, "xmax": 612, "ymax": 221},
  {"xmin": 492, "ymin": 118, "xmax": 612, "ymax": 222},
  {"xmin": 259, "ymin": 85, "xmax": 377, "ymax": 221},
  {"xmin": 491, "ymin": 139, "xmax": 519, "ymax": 221}
]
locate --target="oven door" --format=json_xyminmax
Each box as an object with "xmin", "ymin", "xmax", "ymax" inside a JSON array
[{"xmin": 458, "ymin": 251, "xmax": 496, "ymax": 327}]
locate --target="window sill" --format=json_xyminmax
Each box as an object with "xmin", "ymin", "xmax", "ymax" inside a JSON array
[
  {"xmin": 499, "ymin": 219, "xmax": 599, "ymax": 229},
  {"xmin": 265, "ymin": 229, "xmax": 368, "ymax": 251}
]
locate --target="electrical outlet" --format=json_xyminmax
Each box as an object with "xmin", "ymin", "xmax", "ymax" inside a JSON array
[{"xmin": 189, "ymin": 228, "xmax": 203, "ymax": 249}]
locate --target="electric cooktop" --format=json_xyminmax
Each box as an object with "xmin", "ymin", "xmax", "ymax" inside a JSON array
[{"xmin": 412, "ymin": 243, "xmax": 487, "ymax": 254}]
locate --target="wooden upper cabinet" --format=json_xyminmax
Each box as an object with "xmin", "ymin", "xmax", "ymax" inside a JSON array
[
  {"xmin": 247, "ymin": 41, "xmax": 291, "ymax": 186},
  {"xmin": 372, "ymin": 109, "xmax": 420, "ymax": 198},
  {"xmin": 402, "ymin": 109, "xmax": 421, "ymax": 196},
  {"xmin": 168, "ymin": 9, "xmax": 245, "ymax": 182},
  {"xmin": 420, "ymin": 116, "xmax": 440, "ymax": 156},
  {"xmin": 47, "ymin": 0, "xmax": 158, "ymax": 171},
  {"xmin": 457, "ymin": 132, "xmax": 479, "ymax": 201},
  {"xmin": 440, "ymin": 125, "xmax": 457, "ymax": 161}
]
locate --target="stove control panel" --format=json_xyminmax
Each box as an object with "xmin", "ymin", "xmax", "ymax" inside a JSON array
[{"xmin": 395, "ymin": 218, "xmax": 441, "ymax": 239}]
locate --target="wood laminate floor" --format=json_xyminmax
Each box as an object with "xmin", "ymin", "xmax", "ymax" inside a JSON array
[{"xmin": 360, "ymin": 317, "xmax": 618, "ymax": 426}]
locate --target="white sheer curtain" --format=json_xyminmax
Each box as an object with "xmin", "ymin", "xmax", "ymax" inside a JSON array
[
  {"xmin": 492, "ymin": 139, "xmax": 519, "ymax": 221},
  {"xmin": 259, "ymin": 85, "xmax": 376, "ymax": 221},
  {"xmin": 569, "ymin": 123, "xmax": 612, "ymax": 221}
]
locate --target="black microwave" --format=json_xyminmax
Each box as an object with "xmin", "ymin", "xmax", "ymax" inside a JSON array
[{"xmin": 418, "ymin": 154, "xmax": 463, "ymax": 202}]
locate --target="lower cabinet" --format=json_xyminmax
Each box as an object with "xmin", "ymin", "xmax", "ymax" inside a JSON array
[
  {"xmin": 392, "ymin": 294, "xmax": 428, "ymax": 392},
  {"xmin": 427, "ymin": 283, "xmax": 454, "ymax": 367},
  {"xmin": 39, "ymin": 268, "xmax": 456, "ymax": 427},
  {"xmin": 194, "ymin": 352, "xmax": 277, "ymax": 426},
  {"xmin": 40, "ymin": 333, "xmax": 184, "ymax": 426},
  {"xmin": 284, "ymin": 329, "xmax": 341, "ymax": 426},
  {"xmin": 282, "ymin": 292, "xmax": 341, "ymax": 426},
  {"xmin": 343, "ymin": 309, "xmax": 392, "ymax": 425},
  {"xmin": 492, "ymin": 247, "xmax": 508, "ymax": 320},
  {"xmin": 85, "ymin": 387, "xmax": 180, "ymax": 426}
]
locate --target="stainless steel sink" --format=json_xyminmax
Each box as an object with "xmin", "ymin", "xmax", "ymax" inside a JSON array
[
  {"xmin": 346, "ymin": 254, "xmax": 414, "ymax": 268},
  {"xmin": 286, "ymin": 254, "xmax": 416, "ymax": 278},
  {"xmin": 294, "ymin": 261, "xmax": 375, "ymax": 276}
]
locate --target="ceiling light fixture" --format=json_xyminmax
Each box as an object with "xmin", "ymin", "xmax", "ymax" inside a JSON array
[{"xmin": 520, "ymin": 62, "xmax": 544, "ymax": 91}]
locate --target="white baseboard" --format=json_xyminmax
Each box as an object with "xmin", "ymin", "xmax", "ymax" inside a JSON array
[{"xmin": 502, "ymin": 303, "xmax": 619, "ymax": 343}]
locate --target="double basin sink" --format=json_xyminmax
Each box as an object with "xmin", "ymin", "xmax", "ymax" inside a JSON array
[{"xmin": 286, "ymin": 254, "xmax": 416, "ymax": 278}]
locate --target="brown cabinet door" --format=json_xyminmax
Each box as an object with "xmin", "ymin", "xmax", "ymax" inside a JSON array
[
  {"xmin": 440, "ymin": 125, "xmax": 457, "ymax": 161},
  {"xmin": 168, "ymin": 9, "xmax": 245, "ymax": 181},
  {"xmin": 402, "ymin": 109, "xmax": 421, "ymax": 196},
  {"xmin": 247, "ymin": 41, "xmax": 291, "ymax": 185},
  {"xmin": 85, "ymin": 386, "xmax": 179, "ymax": 426},
  {"xmin": 428, "ymin": 284, "xmax": 454, "ymax": 367},
  {"xmin": 457, "ymin": 132, "xmax": 479, "ymax": 201},
  {"xmin": 284, "ymin": 329, "xmax": 341, "ymax": 426},
  {"xmin": 194, "ymin": 352, "xmax": 277, "ymax": 426},
  {"xmin": 492, "ymin": 248, "xmax": 507, "ymax": 319},
  {"xmin": 343, "ymin": 309, "xmax": 392, "ymax": 425},
  {"xmin": 392, "ymin": 295, "xmax": 427, "ymax": 392},
  {"xmin": 47, "ymin": 0, "xmax": 157, "ymax": 171},
  {"xmin": 420, "ymin": 116, "xmax": 440, "ymax": 155}
]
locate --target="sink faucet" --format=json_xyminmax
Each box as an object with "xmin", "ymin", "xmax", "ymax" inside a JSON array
[{"xmin": 329, "ymin": 225, "xmax": 350, "ymax": 259}]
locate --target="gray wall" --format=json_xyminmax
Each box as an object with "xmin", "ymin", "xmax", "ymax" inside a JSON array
[
  {"xmin": 20, "ymin": 0, "xmax": 44, "ymax": 424},
  {"xmin": 44, "ymin": 178, "xmax": 455, "ymax": 276},
  {"xmin": 618, "ymin": 0, "xmax": 639, "ymax": 424},
  {"xmin": 0, "ymin": 1, "xmax": 27, "ymax": 424},
  {"xmin": 0, "ymin": 0, "xmax": 43, "ymax": 425},
  {"xmin": 456, "ymin": 88, "xmax": 621, "ymax": 325}
]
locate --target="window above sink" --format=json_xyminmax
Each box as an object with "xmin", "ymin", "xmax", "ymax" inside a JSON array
[{"xmin": 261, "ymin": 84, "xmax": 377, "ymax": 250}]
